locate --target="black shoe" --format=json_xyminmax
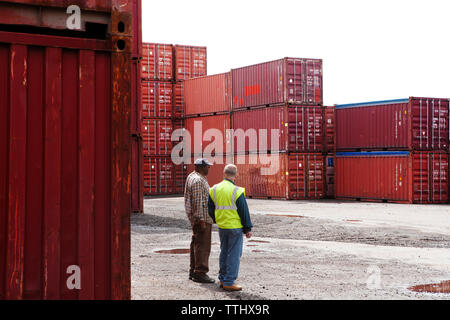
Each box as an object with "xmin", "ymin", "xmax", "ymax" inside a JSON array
[
  {"xmin": 189, "ymin": 271, "xmax": 195, "ymax": 280},
  {"xmin": 191, "ymin": 273, "xmax": 215, "ymax": 284}
]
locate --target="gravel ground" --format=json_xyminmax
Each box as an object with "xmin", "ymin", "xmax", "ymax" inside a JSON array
[{"xmin": 131, "ymin": 197, "xmax": 450, "ymax": 300}]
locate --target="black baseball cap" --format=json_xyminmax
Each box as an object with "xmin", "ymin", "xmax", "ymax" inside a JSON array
[{"xmin": 194, "ymin": 158, "xmax": 213, "ymax": 166}]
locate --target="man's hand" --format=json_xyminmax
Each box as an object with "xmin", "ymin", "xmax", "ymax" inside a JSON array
[
  {"xmin": 245, "ymin": 232, "xmax": 252, "ymax": 239},
  {"xmin": 194, "ymin": 219, "xmax": 206, "ymax": 230}
]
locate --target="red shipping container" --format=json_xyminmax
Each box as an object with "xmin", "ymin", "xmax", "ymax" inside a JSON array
[
  {"xmin": 234, "ymin": 153, "xmax": 324, "ymax": 199},
  {"xmin": 325, "ymin": 154, "xmax": 335, "ymax": 198},
  {"xmin": 141, "ymin": 81, "xmax": 173, "ymax": 118},
  {"xmin": 0, "ymin": 0, "xmax": 132, "ymax": 300},
  {"xmin": 174, "ymin": 45, "xmax": 207, "ymax": 81},
  {"xmin": 324, "ymin": 106, "xmax": 336, "ymax": 153},
  {"xmin": 142, "ymin": 43, "xmax": 173, "ymax": 80},
  {"xmin": 144, "ymin": 156, "xmax": 174, "ymax": 195},
  {"xmin": 173, "ymin": 81, "xmax": 185, "ymax": 118},
  {"xmin": 142, "ymin": 119, "xmax": 173, "ymax": 156},
  {"xmin": 184, "ymin": 72, "xmax": 231, "ymax": 116},
  {"xmin": 335, "ymin": 151, "xmax": 449, "ymax": 204},
  {"xmin": 231, "ymin": 105, "xmax": 323, "ymax": 153},
  {"xmin": 336, "ymin": 97, "xmax": 450, "ymax": 151},
  {"xmin": 232, "ymin": 58, "xmax": 323, "ymax": 109},
  {"xmin": 184, "ymin": 156, "xmax": 229, "ymax": 188},
  {"xmin": 184, "ymin": 114, "xmax": 231, "ymax": 157}
]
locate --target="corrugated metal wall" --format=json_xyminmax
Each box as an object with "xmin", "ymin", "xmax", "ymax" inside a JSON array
[
  {"xmin": 335, "ymin": 151, "xmax": 449, "ymax": 204},
  {"xmin": 336, "ymin": 98, "xmax": 449, "ymax": 151},
  {"xmin": 0, "ymin": 43, "xmax": 116, "ymax": 299},
  {"xmin": 184, "ymin": 72, "xmax": 231, "ymax": 116}
]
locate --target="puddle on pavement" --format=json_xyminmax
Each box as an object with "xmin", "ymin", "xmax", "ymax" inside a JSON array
[
  {"xmin": 248, "ymin": 240, "xmax": 270, "ymax": 243},
  {"xmin": 247, "ymin": 245, "xmax": 258, "ymax": 247},
  {"xmin": 252, "ymin": 250, "xmax": 265, "ymax": 253},
  {"xmin": 345, "ymin": 219, "xmax": 362, "ymax": 222},
  {"xmin": 408, "ymin": 280, "xmax": 450, "ymax": 294},
  {"xmin": 267, "ymin": 214, "xmax": 305, "ymax": 218},
  {"xmin": 154, "ymin": 249, "xmax": 190, "ymax": 254}
]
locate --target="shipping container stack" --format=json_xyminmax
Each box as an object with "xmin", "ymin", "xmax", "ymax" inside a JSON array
[
  {"xmin": 335, "ymin": 98, "xmax": 450, "ymax": 204},
  {"xmin": 141, "ymin": 43, "xmax": 173, "ymax": 196},
  {"xmin": 231, "ymin": 58, "xmax": 325, "ymax": 200},
  {"xmin": 182, "ymin": 58, "xmax": 327, "ymax": 200},
  {"xmin": 141, "ymin": 43, "xmax": 207, "ymax": 196}
]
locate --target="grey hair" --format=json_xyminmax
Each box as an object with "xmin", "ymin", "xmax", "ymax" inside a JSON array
[{"xmin": 224, "ymin": 164, "xmax": 238, "ymax": 177}]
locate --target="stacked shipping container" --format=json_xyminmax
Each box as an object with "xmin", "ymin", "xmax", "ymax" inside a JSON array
[
  {"xmin": 141, "ymin": 42, "xmax": 207, "ymax": 195},
  {"xmin": 230, "ymin": 58, "xmax": 324, "ymax": 199},
  {"xmin": 181, "ymin": 57, "xmax": 327, "ymax": 199},
  {"xmin": 141, "ymin": 43, "xmax": 173, "ymax": 195},
  {"xmin": 140, "ymin": 53, "xmax": 449, "ymax": 204},
  {"xmin": 335, "ymin": 97, "xmax": 449, "ymax": 203}
]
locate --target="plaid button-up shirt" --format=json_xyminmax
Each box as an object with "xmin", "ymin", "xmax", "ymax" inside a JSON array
[{"xmin": 184, "ymin": 171, "xmax": 213, "ymax": 225}]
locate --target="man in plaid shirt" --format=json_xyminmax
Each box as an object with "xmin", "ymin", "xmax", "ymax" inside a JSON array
[{"xmin": 185, "ymin": 158, "xmax": 215, "ymax": 283}]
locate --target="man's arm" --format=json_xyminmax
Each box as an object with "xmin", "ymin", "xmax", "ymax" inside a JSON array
[
  {"xmin": 236, "ymin": 193, "xmax": 253, "ymax": 233},
  {"xmin": 208, "ymin": 194, "xmax": 216, "ymax": 223}
]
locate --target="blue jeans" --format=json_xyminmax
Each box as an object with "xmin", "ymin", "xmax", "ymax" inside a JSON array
[{"xmin": 218, "ymin": 228, "xmax": 243, "ymax": 286}]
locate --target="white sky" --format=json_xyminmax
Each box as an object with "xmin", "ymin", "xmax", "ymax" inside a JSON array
[{"xmin": 142, "ymin": 0, "xmax": 450, "ymax": 106}]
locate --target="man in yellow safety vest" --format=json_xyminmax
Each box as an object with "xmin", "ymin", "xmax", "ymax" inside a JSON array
[{"xmin": 208, "ymin": 164, "xmax": 253, "ymax": 292}]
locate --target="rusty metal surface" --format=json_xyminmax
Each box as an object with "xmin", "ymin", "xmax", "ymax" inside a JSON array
[
  {"xmin": 131, "ymin": 59, "xmax": 143, "ymax": 213},
  {"xmin": 0, "ymin": 0, "xmax": 134, "ymax": 300},
  {"xmin": 130, "ymin": 0, "xmax": 143, "ymax": 213},
  {"xmin": 0, "ymin": 2, "xmax": 110, "ymax": 31},
  {"xmin": 1, "ymin": 0, "xmax": 111, "ymax": 11},
  {"xmin": 131, "ymin": 0, "xmax": 141, "ymax": 58},
  {"xmin": 110, "ymin": 0, "xmax": 132, "ymax": 300}
]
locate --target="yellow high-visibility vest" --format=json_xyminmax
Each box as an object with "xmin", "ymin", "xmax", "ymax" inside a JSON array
[{"xmin": 209, "ymin": 180, "xmax": 245, "ymax": 229}]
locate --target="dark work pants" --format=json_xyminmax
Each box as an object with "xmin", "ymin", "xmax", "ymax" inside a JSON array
[{"xmin": 190, "ymin": 222, "xmax": 212, "ymax": 275}]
